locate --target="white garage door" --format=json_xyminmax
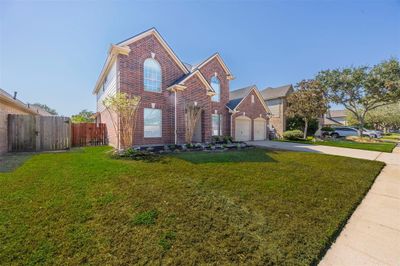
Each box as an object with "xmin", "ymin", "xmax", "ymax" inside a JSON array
[
  {"xmin": 235, "ymin": 116, "xmax": 251, "ymax": 141},
  {"xmin": 254, "ymin": 118, "xmax": 266, "ymax": 140}
]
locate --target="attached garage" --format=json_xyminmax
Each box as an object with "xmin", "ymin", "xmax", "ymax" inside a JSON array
[
  {"xmin": 253, "ymin": 118, "xmax": 266, "ymax": 140},
  {"xmin": 235, "ymin": 116, "xmax": 251, "ymax": 141}
]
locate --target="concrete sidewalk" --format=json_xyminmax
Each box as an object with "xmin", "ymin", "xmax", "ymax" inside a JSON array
[{"xmin": 248, "ymin": 141, "xmax": 400, "ymax": 265}]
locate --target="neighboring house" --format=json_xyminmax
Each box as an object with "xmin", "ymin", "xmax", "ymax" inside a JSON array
[
  {"xmin": 227, "ymin": 85, "xmax": 270, "ymax": 141},
  {"xmin": 93, "ymin": 28, "xmax": 245, "ymax": 147},
  {"xmin": 0, "ymin": 89, "xmax": 51, "ymax": 154},
  {"xmin": 324, "ymin": 109, "xmax": 347, "ymax": 126},
  {"xmin": 260, "ymin": 84, "xmax": 294, "ymax": 136}
]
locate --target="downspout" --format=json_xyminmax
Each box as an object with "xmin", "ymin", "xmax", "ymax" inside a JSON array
[{"xmin": 174, "ymin": 90, "xmax": 177, "ymax": 145}]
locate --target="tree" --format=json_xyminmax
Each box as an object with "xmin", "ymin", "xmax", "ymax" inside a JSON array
[
  {"xmin": 317, "ymin": 58, "xmax": 400, "ymax": 136},
  {"xmin": 103, "ymin": 92, "xmax": 141, "ymax": 149},
  {"xmin": 32, "ymin": 103, "xmax": 58, "ymax": 115},
  {"xmin": 286, "ymin": 116, "xmax": 319, "ymax": 136},
  {"xmin": 71, "ymin": 109, "xmax": 95, "ymax": 123},
  {"xmin": 348, "ymin": 103, "xmax": 400, "ymax": 132},
  {"xmin": 286, "ymin": 80, "xmax": 328, "ymax": 139},
  {"xmin": 185, "ymin": 102, "xmax": 202, "ymax": 143}
]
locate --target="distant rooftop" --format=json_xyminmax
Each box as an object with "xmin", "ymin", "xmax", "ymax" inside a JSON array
[
  {"xmin": 328, "ymin": 109, "xmax": 347, "ymax": 118},
  {"xmin": 260, "ymin": 84, "xmax": 293, "ymax": 100},
  {"xmin": 0, "ymin": 88, "xmax": 52, "ymax": 116}
]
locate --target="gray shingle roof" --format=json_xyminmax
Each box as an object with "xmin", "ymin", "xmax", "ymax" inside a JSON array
[
  {"xmin": 328, "ymin": 109, "xmax": 346, "ymax": 118},
  {"xmin": 226, "ymin": 85, "xmax": 256, "ymax": 110},
  {"xmin": 260, "ymin": 84, "xmax": 293, "ymax": 100},
  {"xmin": 229, "ymin": 85, "xmax": 255, "ymax": 100},
  {"xmin": 226, "ymin": 98, "xmax": 243, "ymax": 110}
]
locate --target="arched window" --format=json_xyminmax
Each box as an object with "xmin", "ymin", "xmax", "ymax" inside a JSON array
[
  {"xmin": 211, "ymin": 76, "xmax": 220, "ymax": 102},
  {"xmin": 144, "ymin": 58, "xmax": 161, "ymax": 92}
]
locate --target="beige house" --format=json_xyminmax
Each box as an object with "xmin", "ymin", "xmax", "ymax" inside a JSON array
[
  {"xmin": 0, "ymin": 89, "xmax": 51, "ymax": 154},
  {"xmin": 260, "ymin": 84, "xmax": 293, "ymax": 137},
  {"xmin": 323, "ymin": 109, "xmax": 348, "ymax": 126}
]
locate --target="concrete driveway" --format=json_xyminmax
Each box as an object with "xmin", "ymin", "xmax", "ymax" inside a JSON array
[
  {"xmin": 248, "ymin": 140, "xmax": 400, "ymax": 265},
  {"xmin": 247, "ymin": 140, "xmax": 396, "ymax": 163}
]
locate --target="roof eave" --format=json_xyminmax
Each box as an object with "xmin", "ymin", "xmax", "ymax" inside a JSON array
[{"xmin": 92, "ymin": 45, "xmax": 131, "ymax": 95}]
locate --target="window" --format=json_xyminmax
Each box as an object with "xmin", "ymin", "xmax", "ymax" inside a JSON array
[
  {"xmin": 251, "ymin": 94, "xmax": 255, "ymax": 103},
  {"xmin": 144, "ymin": 58, "xmax": 162, "ymax": 92},
  {"xmin": 144, "ymin": 108, "xmax": 162, "ymax": 137},
  {"xmin": 212, "ymin": 114, "xmax": 223, "ymax": 136},
  {"xmin": 211, "ymin": 76, "xmax": 220, "ymax": 102}
]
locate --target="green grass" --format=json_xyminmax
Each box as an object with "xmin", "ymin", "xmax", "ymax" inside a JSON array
[
  {"xmin": 277, "ymin": 139, "xmax": 397, "ymax": 152},
  {"xmin": 0, "ymin": 147, "xmax": 384, "ymax": 265},
  {"xmin": 381, "ymin": 133, "xmax": 400, "ymax": 143},
  {"xmin": 132, "ymin": 210, "xmax": 158, "ymax": 225}
]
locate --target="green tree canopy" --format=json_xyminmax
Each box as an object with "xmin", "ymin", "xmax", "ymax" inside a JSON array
[
  {"xmin": 317, "ymin": 58, "xmax": 400, "ymax": 136},
  {"xmin": 71, "ymin": 109, "xmax": 95, "ymax": 123},
  {"xmin": 286, "ymin": 79, "xmax": 328, "ymax": 138},
  {"xmin": 32, "ymin": 103, "xmax": 58, "ymax": 115}
]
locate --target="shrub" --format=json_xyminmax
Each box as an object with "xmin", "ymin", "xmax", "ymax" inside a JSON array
[
  {"xmin": 212, "ymin": 135, "xmax": 233, "ymax": 144},
  {"xmin": 283, "ymin": 130, "xmax": 304, "ymax": 140},
  {"xmin": 111, "ymin": 148, "xmax": 161, "ymax": 162},
  {"xmin": 286, "ymin": 116, "xmax": 319, "ymax": 136}
]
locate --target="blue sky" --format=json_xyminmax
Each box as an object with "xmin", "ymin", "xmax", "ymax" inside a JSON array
[{"xmin": 0, "ymin": 0, "xmax": 399, "ymax": 116}]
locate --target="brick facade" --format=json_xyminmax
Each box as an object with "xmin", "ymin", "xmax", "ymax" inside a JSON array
[
  {"xmin": 94, "ymin": 29, "xmax": 269, "ymax": 147},
  {"xmin": 231, "ymin": 90, "xmax": 269, "ymax": 140},
  {"xmin": 198, "ymin": 57, "xmax": 230, "ymax": 136}
]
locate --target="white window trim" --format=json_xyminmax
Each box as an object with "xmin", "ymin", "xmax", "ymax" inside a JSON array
[
  {"xmin": 144, "ymin": 108, "xmax": 162, "ymax": 138},
  {"xmin": 144, "ymin": 58, "xmax": 162, "ymax": 93},
  {"xmin": 211, "ymin": 76, "xmax": 220, "ymax": 102},
  {"xmin": 212, "ymin": 114, "xmax": 223, "ymax": 136}
]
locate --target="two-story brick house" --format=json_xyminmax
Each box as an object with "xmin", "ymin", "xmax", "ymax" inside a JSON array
[{"xmin": 93, "ymin": 28, "xmax": 270, "ymax": 147}]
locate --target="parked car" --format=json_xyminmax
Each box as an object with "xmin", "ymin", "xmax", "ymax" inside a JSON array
[
  {"xmin": 330, "ymin": 127, "xmax": 358, "ymax": 138},
  {"xmin": 330, "ymin": 127, "xmax": 379, "ymax": 138},
  {"xmin": 362, "ymin": 128, "xmax": 382, "ymax": 138}
]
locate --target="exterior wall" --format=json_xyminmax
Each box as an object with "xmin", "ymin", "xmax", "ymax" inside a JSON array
[
  {"xmin": 176, "ymin": 75, "xmax": 213, "ymax": 144},
  {"xmin": 198, "ymin": 57, "xmax": 230, "ymax": 136},
  {"xmin": 231, "ymin": 90, "xmax": 269, "ymax": 140},
  {"xmin": 97, "ymin": 110, "xmax": 118, "ymax": 148},
  {"xmin": 266, "ymin": 97, "xmax": 286, "ymax": 136},
  {"xmin": 97, "ymin": 61, "xmax": 117, "ymax": 113},
  {"xmin": 96, "ymin": 61, "xmax": 118, "ymax": 147},
  {"xmin": 0, "ymin": 101, "xmax": 32, "ymax": 154},
  {"xmin": 118, "ymin": 34, "xmax": 186, "ymax": 146}
]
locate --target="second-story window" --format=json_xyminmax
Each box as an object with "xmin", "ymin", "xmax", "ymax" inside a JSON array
[
  {"xmin": 144, "ymin": 58, "xmax": 162, "ymax": 92},
  {"xmin": 211, "ymin": 76, "xmax": 220, "ymax": 102}
]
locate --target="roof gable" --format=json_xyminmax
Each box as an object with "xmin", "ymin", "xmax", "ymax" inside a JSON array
[
  {"xmin": 93, "ymin": 28, "xmax": 189, "ymax": 94},
  {"xmin": 227, "ymin": 85, "xmax": 271, "ymax": 114},
  {"xmin": 167, "ymin": 70, "xmax": 215, "ymax": 95},
  {"xmin": 117, "ymin": 28, "xmax": 189, "ymax": 74},
  {"xmin": 195, "ymin": 53, "xmax": 234, "ymax": 80}
]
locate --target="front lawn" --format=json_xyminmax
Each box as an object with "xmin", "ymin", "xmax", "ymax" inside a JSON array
[
  {"xmin": 0, "ymin": 147, "xmax": 384, "ymax": 265},
  {"xmin": 276, "ymin": 139, "xmax": 397, "ymax": 152}
]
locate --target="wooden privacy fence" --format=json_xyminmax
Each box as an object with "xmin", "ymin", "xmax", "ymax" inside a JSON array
[
  {"xmin": 71, "ymin": 123, "xmax": 107, "ymax": 147},
  {"xmin": 8, "ymin": 115, "xmax": 71, "ymax": 152}
]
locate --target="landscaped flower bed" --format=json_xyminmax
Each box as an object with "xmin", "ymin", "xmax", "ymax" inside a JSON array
[{"xmin": 111, "ymin": 141, "xmax": 252, "ymax": 160}]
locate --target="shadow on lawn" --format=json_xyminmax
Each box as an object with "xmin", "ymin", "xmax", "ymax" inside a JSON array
[
  {"xmin": 171, "ymin": 149, "xmax": 277, "ymax": 164},
  {"xmin": 0, "ymin": 153, "xmax": 32, "ymax": 172}
]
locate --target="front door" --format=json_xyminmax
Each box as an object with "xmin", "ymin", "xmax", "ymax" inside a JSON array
[{"xmin": 192, "ymin": 112, "xmax": 202, "ymax": 142}]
